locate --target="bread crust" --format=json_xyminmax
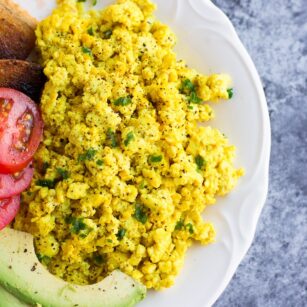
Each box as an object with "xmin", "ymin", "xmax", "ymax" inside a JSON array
[
  {"xmin": 0, "ymin": 0, "xmax": 38, "ymax": 60},
  {"xmin": 0, "ymin": 59, "xmax": 45, "ymax": 101}
]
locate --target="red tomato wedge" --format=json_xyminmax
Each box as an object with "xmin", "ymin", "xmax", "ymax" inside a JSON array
[
  {"xmin": 0, "ymin": 164, "xmax": 34, "ymax": 199},
  {"xmin": 0, "ymin": 195, "xmax": 20, "ymax": 230},
  {"xmin": 0, "ymin": 88, "xmax": 43, "ymax": 174}
]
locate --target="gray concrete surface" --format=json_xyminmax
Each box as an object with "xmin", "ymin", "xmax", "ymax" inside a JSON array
[{"xmin": 211, "ymin": 0, "xmax": 307, "ymax": 306}]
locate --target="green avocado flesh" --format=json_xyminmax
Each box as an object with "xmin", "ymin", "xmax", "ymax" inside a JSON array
[
  {"xmin": 0, "ymin": 285, "xmax": 28, "ymax": 307},
  {"xmin": 0, "ymin": 228, "xmax": 146, "ymax": 307}
]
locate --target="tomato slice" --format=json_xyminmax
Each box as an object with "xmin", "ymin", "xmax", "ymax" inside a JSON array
[
  {"xmin": 0, "ymin": 195, "xmax": 20, "ymax": 230},
  {"xmin": 0, "ymin": 164, "xmax": 34, "ymax": 199},
  {"xmin": 0, "ymin": 88, "xmax": 43, "ymax": 173}
]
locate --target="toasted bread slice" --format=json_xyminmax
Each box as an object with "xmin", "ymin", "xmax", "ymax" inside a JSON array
[
  {"xmin": 0, "ymin": 59, "xmax": 46, "ymax": 101},
  {"xmin": 0, "ymin": 0, "xmax": 38, "ymax": 60}
]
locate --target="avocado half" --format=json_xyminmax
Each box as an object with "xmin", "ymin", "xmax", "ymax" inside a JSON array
[{"xmin": 0, "ymin": 228, "xmax": 146, "ymax": 307}]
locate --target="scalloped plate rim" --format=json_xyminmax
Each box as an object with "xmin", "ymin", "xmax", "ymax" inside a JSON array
[{"xmin": 6, "ymin": 0, "xmax": 271, "ymax": 306}]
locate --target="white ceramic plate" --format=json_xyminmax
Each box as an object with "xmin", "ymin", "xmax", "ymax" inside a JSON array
[{"xmin": 12, "ymin": 0, "xmax": 271, "ymax": 306}]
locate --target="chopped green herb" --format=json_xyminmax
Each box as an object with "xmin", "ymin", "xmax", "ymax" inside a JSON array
[
  {"xmin": 107, "ymin": 239, "xmax": 113, "ymax": 243},
  {"xmin": 78, "ymin": 148, "xmax": 97, "ymax": 162},
  {"xmin": 188, "ymin": 91, "xmax": 202, "ymax": 104},
  {"xmin": 114, "ymin": 96, "xmax": 132, "ymax": 106},
  {"xmin": 81, "ymin": 46, "xmax": 92, "ymax": 56},
  {"xmin": 106, "ymin": 128, "xmax": 118, "ymax": 148},
  {"xmin": 66, "ymin": 217, "xmax": 88, "ymax": 235},
  {"xmin": 227, "ymin": 88, "xmax": 234, "ymax": 99},
  {"xmin": 35, "ymin": 179, "xmax": 56, "ymax": 189},
  {"xmin": 175, "ymin": 219, "xmax": 184, "ymax": 231},
  {"xmin": 56, "ymin": 168, "xmax": 69, "ymax": 180},
  {"xmin": 180, "ymin": 79, "xmax": 202, "ymax": 104},
  {"xmin": 103, "ymin": 29, "xmax": 113, "ymax": 39},
  {"xmin": 124, "ymin": 131, "xmax": 134, "ymax": 146},
  {"xmin": 139, "ymin": 181, "xmax": 145, "ymax": 189},
  {"xmin": 37, "ymin": 254, "xmax": 51, "ymax": 266},
  {"xmin": 92, "ymin": 0, "xmax": 97, "ymax": 5},
  {"xmin": 96, "ymin": 159, "xmax": 104, "ymax": 166},
  {"xmin": 93, "ymin": 253, "xmax": 105, "ymax": 265},
  {"xmin": 134, "ymin": 204, "xmax": 148, "ymax": 224},
  {"xmin": 195, "ymin": 155, "xmax": 205, "ymax": 170},
  {"xmin": 180, "ymin": 79, "xmax": 195, "ymax": 94},
  {"xmin": 116, "ymin": 228, "xmax": 126, "ymax": 241},
  {"xmin": 148, "ymin": 155, "xmax": 163, "ymax": 163},
  {"xmin": 87, "ymin": 27, "xmax": 94, "ymax": 36},
  {"xmin": 188, "ymin": 105, "xmax": 194, "ymax": 110},
  {"xmin": 77, "ymin": 0, "xmax": 86, "ymax": 2},
  {"xmin": 71, "ymin": 218, "xmax": 87, "ymax": 234},
  {"xmin": 186, "ymin": 223, "xmax": 194, "ymax": 234}
]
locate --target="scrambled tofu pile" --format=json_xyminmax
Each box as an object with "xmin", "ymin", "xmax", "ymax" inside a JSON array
[{"xmin": 14, "ymin": 0, "xmax": 243, "ymax": 290}]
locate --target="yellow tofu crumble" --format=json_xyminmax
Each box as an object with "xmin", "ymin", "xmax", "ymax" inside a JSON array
[{"xmin": 14, "ymin": 0, "xmax": 243, "ymax": 290}]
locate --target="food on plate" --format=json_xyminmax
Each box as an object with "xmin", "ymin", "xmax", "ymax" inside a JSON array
[
  {"xmin": 0, "ymin": 88, "xmax": 43, "ymax": 174},
  {"xmin": 0, "ymin": 0, "xmax": 37, "ymax": 60},
  {"xmin": 0, "ymin": 228, "xmax": 146, "ymax": 307},
  {"xmin": 0, "ymin": 164, "xmax": 34, "ymax": 199},
  {"xmin": 0, "ymin": 196, "xmax": 20, "ymax": 230},
  {"xmin": 12, "ymin": 0, "xmax": 243, "ymax": 295},
  {"xmin": 0, "ymin": 88, "xmax": 42, "ymax": 232},
  {"xmin": 0, "ymin": 60, "xmax": 46, "ymax": 101}
]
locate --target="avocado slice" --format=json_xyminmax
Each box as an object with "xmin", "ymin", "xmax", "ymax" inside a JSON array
[
  {"xmin": 0, "ymin": 285, "xmax": 28, "ymax": 307},
  {"xmin": 0, "ymin": 228, "xmax": 146, "ymax": 307}
]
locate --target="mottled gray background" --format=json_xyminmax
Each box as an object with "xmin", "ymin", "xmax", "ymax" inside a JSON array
[{"xmin": 211, "ymin": 0, "xmax": 307, "ymax": 306}]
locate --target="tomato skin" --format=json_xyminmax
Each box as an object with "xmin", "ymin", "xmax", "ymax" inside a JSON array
[
  {"xmin": 0, "ymin": 88, "xmax": 43, "ymax": 174},
  {"xmin": 0, "ymin": 195, "xmax": 20, "ymax": 230},
  {"xmin": 0, "ymin": 164, "xmax": 34, "ymax": 199}
]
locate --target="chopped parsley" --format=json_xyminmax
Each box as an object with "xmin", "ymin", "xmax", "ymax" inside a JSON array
[
  {"xmin": 188, "ymin": 91, "xmax": 202, "ymax": 104},
  {"xmin": 35, "ymin": 179, "xmax": 56, "ymax": 189},
  {"xmin": 96, "ymin": 159, "xmax": 104, "ymax": 166},
  {"xmin": 93, "ymin": 253, "xmax": 105, "ymax": 265},
  {"xmin": 139, "ymin": 181, "xmax": 145, "ymax": 189},
  {"xmin": 180, "ymin": 79, "xmax": 195, "ymax": 94},
  {"xmin": 78, "ymin": 148, "xmax": 97, "ymax": 162},
  {"xmin": 81, "ymin": 46, "xmax": 92, "ymax": 56},
  {"xmin": 134, "ymin": 204, "xmax": 148, "ymax": 224},
  {"xmin": 186, "ymin": 223, "xmax": 194, "ymax": 234},
  {"xmin": 71, "ymin": 218, "xmax": 87, "ymax": 234},
  {"xmin": 106, "ymin": 128, "xmax": 118, "ymax": 148},
  {"xmin": 180, "ymin": 79, "xmax": 203, "ymax": 104},
  {"xmin": 114, "ymin": 96, "xmax": 132, "ymax": 106},
  {"xmin": 36, "ymin": 254, "xmax": 51, "ymax": 266},
  {"xmin": 195, "ymin": 155, "xmax": 205, "ymax": 170},
  {"xmin": 227, "ymin": 88, "xmax": 234, "ymax": 99},
  {"xmin": 103, "ymin": 29, "xmax": 113, "ymax": 39},
  {"xmin": 87, "ymin": 27, "xmax": 94, "ymax": 36},
  {"xmin": 56, "ymin": 168, "xmax": 69, "ymax": 180},
  {"xmin": 124, "ymin": 131, "xmax": 135, "ymax": 146},
  {"xmin": 175, "ymin": 220, "xmax": 194, "ymax": 234},
  {"xmin": 148, "ymin": 155, "xmax": 163, "ymax": 163},
  {"xmin": 66, "ymin": 216, "xmax": 91, "ymax": 237},
  {"xmin": 77, "ymin": 0, "xmax": 97, "ymax": 4},
  {"xmin": 175, "ymin": 219, "xmax": 184, "ymax": 231},
  {"xmin": 116, "ymin": 228, "xmax": 126, "ymax": 241}
]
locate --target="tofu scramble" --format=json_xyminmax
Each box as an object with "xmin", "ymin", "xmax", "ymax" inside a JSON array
[{"xmin": 14, "ymin": 0, "xmax": 243, "ymax": 290}]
